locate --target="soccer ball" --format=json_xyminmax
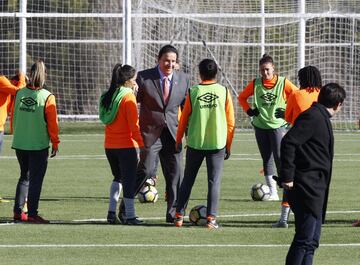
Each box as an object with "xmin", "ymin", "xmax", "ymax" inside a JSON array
[
  {"xmin": 251, "ymin": 183, "xmax": 271, "ymax": 201},
  {"xmin": 137, "ymin": 185, "xmax": 159, "ymax": 203},
  {"xmin": 189, "ymin": 205, "xmax": 207, "ymax": 225}
]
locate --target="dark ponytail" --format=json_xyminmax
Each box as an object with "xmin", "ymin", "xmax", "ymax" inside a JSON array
[{"xmin": 101, "ymin": 64, "xmax": 136, "ymax": 110}]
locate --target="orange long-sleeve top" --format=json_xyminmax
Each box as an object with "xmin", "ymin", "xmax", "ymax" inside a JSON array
[
  {"xmin": 105, "ymin": 92, "xmax": 144, "ymax": 149},
  {"xmin": 44, "ymin": 94, "xmax": 60, "ymax": 150},
  {"xmin": 176, "ymin": 82, "xmax": 235, "ymax": 151},
  {"xmin": 0, "ymin": 74, "xmax": 26, "ymax": 131},
  {"xmin": 237, "ymin": 75, "xmax": 298, "ymax": 112},
  {"xmin": 10, "ymin": 86, "xmax": 60, "ymax": 150},
  {"xmin": 285, "ymin": 87, "xmax": 320, "ymax": 125}
]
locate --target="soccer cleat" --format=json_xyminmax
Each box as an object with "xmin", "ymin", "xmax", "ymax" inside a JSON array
[
  {"xmin": 107, "ymin": 211, "xmax": 120, "ymax": 224},
  {"xmin": 272, "ymin": 221, "xmax": 289, "ymax": 228},
  {"xmin": 352, "ymin": 220, "xmax": 360, "ymax": 227},
  {"xmin": 123, "ymin": 217, "xmax": 143, "ymax": 225},
  {"xmin": 13, "ymin": 212, "xmax": 28, "ymax": 222},
  {"xmin": 267, "ymin": 193, "xmax": 280, "ymax": 201},
  {"xmin": 206, "ymin": 216, "xmax": 219, "ymax": 229},
  {"xmin": 27, "ymin": 215, "xmax": 50, "ymax": 224},
  {"xmin": 174, "ymin": 213, "xmax": 184, "ymax": 227}
]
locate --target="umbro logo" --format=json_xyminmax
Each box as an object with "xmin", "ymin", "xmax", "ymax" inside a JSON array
[
  {"xmin": 197, "ymin": 93, "xmax": 219, "ymax": 103},
  {"xmin": 260, "ymin": 93, "xmax": 277, "ymax": 103},
  {"xmin": 20, "ymin": 97, "xmax": 37, "ymax": 107}
]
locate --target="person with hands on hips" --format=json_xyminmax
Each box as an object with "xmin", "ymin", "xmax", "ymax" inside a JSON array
[
  {"xmin": 238, "ymin": 54, "xmax": 298, "ymax": 201},
  {"xmin": 11, "ymin": 60, "xmax": 60, "ymax": 224},
  {"xmin": 174, "ymin": 59, "xmax": 235, "ymax": 229}
]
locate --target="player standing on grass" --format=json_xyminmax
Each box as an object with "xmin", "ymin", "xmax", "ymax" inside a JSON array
[
  {"xmin": 238, "ymin": 54, "xmax": 298, "ymax": 201},
  {"xmin": 0, "ymin": 71, "xmax": 26, "ymax": 204},
  {"xmin": 99, "ymin": 64, "xmax": 144, "ymax": 225},
  {"xmin": 277, "ymin": 83, "xmax": 346, "ymax": 265},
  {"xmin": 12, "ymin": 60, "xmax": 60, "ymax": 223},
  {"xmin": 174, "ymin": 59, "xmax": 235, "ymax": 229},
  {"xmin": 272, "ymin": 65, "xmax": 322, "ymax": 228}
]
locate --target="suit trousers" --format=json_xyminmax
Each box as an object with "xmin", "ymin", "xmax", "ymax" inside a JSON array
[
  {"xmin": 13, "ymin": 149, "xmax": 48, "ymax": 216},
  {"xmin": 135, "ymin": 127, "xmax": 183, "ymax": 221},
  {"xmin": 286, "ymin": 208, "xmax": 322, "ymax": 265}
]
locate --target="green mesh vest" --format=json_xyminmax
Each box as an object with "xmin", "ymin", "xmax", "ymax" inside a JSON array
[
  {"xmin": 12, "ymin": 87, "xmax": 52, "ymax": 150},
  {"xmin": 187, "ymin": 83, "xmax": 227, "ymax": 150},
  {"xmin": 252, "ymin": 76, "xmax": 287, "ymax": 129}
]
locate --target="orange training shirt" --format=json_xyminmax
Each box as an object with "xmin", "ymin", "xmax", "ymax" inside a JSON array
[
  {"xmin": 285, "ymin": 87, "xmax": 320, "ymax": 125},
  {"xmin": 104, "ymin": 92, "xmax": 144, "ymax": 149},
  {"xmin": 0, "ymin": 74, "xmax": 26, "ymax": 131},
  {"xmin": 237, "ymin": 75, "xmax": 298, "ymax": 112},
  {"xmin": 176, "ymin": 82, "xmax": 235, "ymax": 151}
]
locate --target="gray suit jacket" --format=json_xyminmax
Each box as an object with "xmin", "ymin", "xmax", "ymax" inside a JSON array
[{"xmin": 136, "ymin": 67, "xmax": 189, "ymax": 147}]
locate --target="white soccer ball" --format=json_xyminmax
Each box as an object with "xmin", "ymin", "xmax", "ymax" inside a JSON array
[
  {"xmin": 189, "ymin": 205, "xmax": 207, "ymax": 225},
  {"xmin": 137, "ymin": 185, "xmax": 159, "ymax": 203},
  {"xmin": 251, "ymin": 183, "xmax": 271, "ymax": 201}
]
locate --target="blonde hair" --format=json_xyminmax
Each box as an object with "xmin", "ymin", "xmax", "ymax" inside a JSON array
[{"xmin": 29, "ymin": 60, "xmax": 46, "ymax": 88}]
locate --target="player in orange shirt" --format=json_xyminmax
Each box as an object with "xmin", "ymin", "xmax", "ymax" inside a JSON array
[
  {"xmin": 0, "ymin": 71, "xmax": 26, "ymax": 204},
  {"xmin": 238, "ymin": 54, "xmax": 298, "ymax": 202},
  {"xmin": 273, "ymin": 65, "xmax": 322, "ymax": 228},
  {"xmin": 99, "ymin": 64, "xmax": 144, "ymax": 225}
]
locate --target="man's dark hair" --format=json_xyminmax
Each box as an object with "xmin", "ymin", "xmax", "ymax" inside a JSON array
[
  {"xmin": 199, "ymin": 58, "xmax": 218, "ymax": 80},
  {"xmin": 318, "ymin": 83, "xmax": 346, "ymax": 108},
  {"xmin": 298, "ymin": 65, "xmax": 322, "ymax": 89},
  {"xmin": 158, "ymin": 45, "xmax": 178, "ymax": 60}
]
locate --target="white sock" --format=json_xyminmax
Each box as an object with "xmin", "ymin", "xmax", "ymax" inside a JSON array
[
  {"xmin": 265, "ymin": 175, "xmax": 278, "ymax": 196},
  {"xmin": 123, "ymin": 197, "xmax": 136, "ymax": 219},
  {"xmin": 279, "ymin": 205, "xmax": 291, "ymax": 223},
  {"xmin": 108, "ymin": 181, "xmax": 122, "ymax": 212}
]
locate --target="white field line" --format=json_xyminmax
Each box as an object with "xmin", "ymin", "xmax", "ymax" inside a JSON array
[{"xmin": 0, "ymin": 243, "xmax": 359, "ymax": 248}]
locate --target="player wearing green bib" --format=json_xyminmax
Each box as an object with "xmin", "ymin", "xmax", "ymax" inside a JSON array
[
  {"xmin": 238, "ymin": 54, "xmax": 298, "ymax": 203},
  {"xmin": 174, "ymin": 59, "xmax": 235, "ymax": 229},
  {"xmin": 11, "ymin": 60, "xmax": 60, "ymax": 224}
]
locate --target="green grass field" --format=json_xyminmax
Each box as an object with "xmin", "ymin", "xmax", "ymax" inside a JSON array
[{"xmin": 0, "ymin": 125, "xmax": 359, "ymax": 265}]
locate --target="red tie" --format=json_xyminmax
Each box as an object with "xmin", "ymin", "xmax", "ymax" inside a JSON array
[{"xmin": 163, "ymin": 76, "xmax": 170, "ymax": 104}]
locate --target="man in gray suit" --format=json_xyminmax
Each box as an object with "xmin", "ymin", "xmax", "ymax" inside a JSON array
[{"xmin": 120, "ymin": 45, "xmax": 189, "ymax": 223}]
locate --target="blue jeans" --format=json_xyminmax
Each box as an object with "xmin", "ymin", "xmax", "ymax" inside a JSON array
[{"xmin": 285, "ymin": 208, "xmax": 322, "ymax": 265}]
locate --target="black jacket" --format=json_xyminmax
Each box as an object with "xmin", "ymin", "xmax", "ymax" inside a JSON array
[{"xmin": 279, "ymin": 103, "xmax": 334, "ymax": 222}]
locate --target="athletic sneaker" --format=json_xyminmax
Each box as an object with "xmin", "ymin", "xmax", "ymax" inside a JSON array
[
  {"xmin": 27, "ymin": 215, "xmax": 50, "ymax": 224},
  {"xmin": 206, "ymin": 216, "xmax": 219, "ymax": 229},
  {"xmin": 174, "ymin": 213, "xmax": 184, "ymax": 227},
  {"xmin": 13, "ymin": 212, "xmax": 28, "ymax": 222},
  {"xmin": 107, "ymin": 211, "xmax": 120, "ymax": 224},
  {"xmin": 272, "ymin": 220, "xmax": 289, "ymax": 228},
  {"xmin": 123, "ymin": 217, "xmax": 143, "ymax": 225}
]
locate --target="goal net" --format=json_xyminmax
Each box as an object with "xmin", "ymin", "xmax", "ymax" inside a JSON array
[{"xmin": 0, "ymin": 0, "xmax": 359, "ymax": 129}]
